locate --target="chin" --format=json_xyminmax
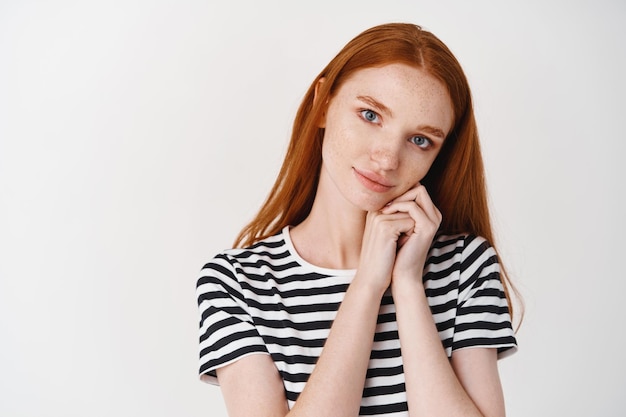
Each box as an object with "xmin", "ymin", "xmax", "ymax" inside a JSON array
[{"xmin": 350, "ymin": 194, "xmax": 390, "ymax": 213}]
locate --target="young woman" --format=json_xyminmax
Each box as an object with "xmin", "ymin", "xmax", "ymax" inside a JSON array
[{"xmin": 197, "ymin": 23, "xmax": 519, "ymax": 417}]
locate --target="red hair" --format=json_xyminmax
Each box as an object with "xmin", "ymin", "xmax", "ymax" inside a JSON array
[{"xmin": 233, "ymin": 23, "xmax": 521, "ymax": 323}]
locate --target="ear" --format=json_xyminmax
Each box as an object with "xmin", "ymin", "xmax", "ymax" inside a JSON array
[{"xmin": 314, "ymin": 77, "xmax": 328, "ymax": 128}]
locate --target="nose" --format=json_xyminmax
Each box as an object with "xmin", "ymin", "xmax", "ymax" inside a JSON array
[{"xmin": 370, "ymin": 139, "xmax": 401, "ymax": 171}]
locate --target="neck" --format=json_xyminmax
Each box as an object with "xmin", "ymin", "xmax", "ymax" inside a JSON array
[{"xmin": 289, "ymin": 179, "xmax": 366, "ymax": 270}]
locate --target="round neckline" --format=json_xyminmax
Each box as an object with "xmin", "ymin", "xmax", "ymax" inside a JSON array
[{"xmin": 282, "ymin": 225, "xmax": 357, "ymax": 276}]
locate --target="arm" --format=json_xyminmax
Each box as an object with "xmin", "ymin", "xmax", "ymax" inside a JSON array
[
  {"xmin": 217, "ymin": 211, "xmax": 415, "ymax": 417},
  {"xmin": 217, "ymin": 354, "xmax": 290, "ymax": 417},
  {"xmin": 451, "ymin": 347, "xmax": 505, "ymax": 415},
  {"xmin": 392, "ymin": 280, "xmax": 504, "ymax": 417},
  {"xmin": 288, "ymin": 280, "xmax": 387, "ymax": 416},
  {"xmin": 216, "ymin": 274, "xmax": 387, "ymax": 417},
  {"xmin": 385, "ymin": 185, "xmax": 508, "ymax": 417}
]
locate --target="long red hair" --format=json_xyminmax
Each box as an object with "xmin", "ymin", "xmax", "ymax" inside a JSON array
[{"xmin": 233, "ymin": 23, "xmax": 521, "ymax": 323}]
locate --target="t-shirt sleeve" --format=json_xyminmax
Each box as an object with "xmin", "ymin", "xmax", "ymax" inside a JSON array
[
  {"xmin": 452, "ymin": 235, "xmax": 518, "ymax": 358},
  {"xmin": 196, "ymin": 253, "xmax": 269, "ymax": 385}
]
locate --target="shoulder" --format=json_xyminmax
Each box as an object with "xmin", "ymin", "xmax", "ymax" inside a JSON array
[
  {"xmin": 430, "ymin": 233, "xmax": 493, "ymax": 253},
  {"xmin": 197, "ymin": 230, "xmax": 292, "ymax": 288},
  {"xmin": 431, "ymin": 234, "xmax": 506, "ymax": 305},
  {"xmin": 425, "ymin": 234, "xmax": 500, "ymax": 287},
  {"xmin": 428, "ymin": 234, "xmax": 496, "ymax": 265},
  {"xmin": 201, "ymin": 231, "xmax": 288, "ymax": 270}
]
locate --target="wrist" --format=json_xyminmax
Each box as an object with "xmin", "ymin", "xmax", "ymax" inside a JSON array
[
  {"xmin": 391, "ymin": 277, "xmax": 426, "ymax": 302},
  {"xmin": 350, "ymin": 273, "xmax": 389, "ymax": 300}
]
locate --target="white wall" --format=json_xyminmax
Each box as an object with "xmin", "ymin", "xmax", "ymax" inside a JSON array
[{"xmin": 1, "ymin": 1, "xmax": 624, "ymax": 416}]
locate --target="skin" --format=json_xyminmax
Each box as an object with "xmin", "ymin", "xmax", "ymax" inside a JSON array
[{"xmin": 216, "ymin": 63, "xmax": 506, "ymax": 417}]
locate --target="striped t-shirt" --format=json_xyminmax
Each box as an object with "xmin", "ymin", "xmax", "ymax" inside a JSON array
[{"xmin": 197, "ymin": 226, "xmax": 517, "ymax": 416}]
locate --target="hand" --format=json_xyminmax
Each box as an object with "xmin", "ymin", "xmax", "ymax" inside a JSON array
[
  {"xmin": 380, "ymin": 184, "xmax": 442, "ymax": 283},
  {"xmin": 355, "ymin": 207, "xmax": 416, "ymax": 296}
]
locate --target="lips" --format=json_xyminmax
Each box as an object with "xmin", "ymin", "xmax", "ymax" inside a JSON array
[{"xmin": 353, "ymin": 167, "xmax": 393, "ymax": 193}]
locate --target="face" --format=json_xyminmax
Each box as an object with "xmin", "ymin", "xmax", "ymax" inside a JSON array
[{"xmin": 318, "ymin": 62, "xmax": 454, "ymax": 212}]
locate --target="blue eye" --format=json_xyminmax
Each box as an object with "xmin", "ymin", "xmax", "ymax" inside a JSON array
[
  {"xmin": 359, "ymin": 109, "xmax": 380, "ymax": 123},
  {"xmin": 409, "ymin": 135, "xmax": 431, "ymax": 149}
]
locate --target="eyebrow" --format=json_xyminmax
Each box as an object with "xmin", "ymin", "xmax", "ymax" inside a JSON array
[
  {"xmin": 419, "ymin": 125, "xmax": 446, "ymax": 140},
  {"xmin": 357, "ymin": 95, "xmax": 447, "ymax": 140},
  {"xmin": 357, "ymin": 95, "xmax": 393, "ymax": 117}
]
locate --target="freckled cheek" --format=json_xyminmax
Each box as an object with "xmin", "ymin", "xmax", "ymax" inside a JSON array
[
  {"xmin": 322, "ymin": 127, "xmax": 357, "ymax": 163},
  {"xmin": 321, "ymin": 138, "xmax": 345, "ymax": 176},
  {"xmin": 403, "ymin": 156, "xmax": 437, "ymax": 184}
]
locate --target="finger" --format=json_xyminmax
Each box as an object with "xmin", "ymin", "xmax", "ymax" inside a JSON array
[
  {"xmin": 382, "ymin": 203, "xmax": 437, "ymax": 238},
  {"xmin": 413, "ymin": 186, "xmax": 442, "ymax": 224},
  {"xmin": 370, "ymin": 212, "xmax": 416, "ymax": 238},
  {"xmin": 381, "ymin": 200, "xmax": 422, "ymax": 217},
  {"xmin": 381, "ymin": 198, "xmax": 441, "ymax": 227}
]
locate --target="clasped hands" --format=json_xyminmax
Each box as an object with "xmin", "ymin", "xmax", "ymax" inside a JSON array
[{"xmin": 357, "ymin": 183, "xmax": 442, "ymax": 295}]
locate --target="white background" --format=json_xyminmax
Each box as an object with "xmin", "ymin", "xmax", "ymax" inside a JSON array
[{"xmin": 1, "ymin": 1, "xmax": 624, "ymax": 416}]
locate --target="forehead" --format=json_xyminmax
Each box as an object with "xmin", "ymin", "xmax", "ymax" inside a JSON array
[{"xmin": 333, "ymin": 63, "xmax": 454, "ymax": 132}]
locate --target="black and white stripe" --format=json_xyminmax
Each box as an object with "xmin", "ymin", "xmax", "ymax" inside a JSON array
[{"xmin": 197, "ymin": 227, "xmax": 516, "ymax": 416}]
